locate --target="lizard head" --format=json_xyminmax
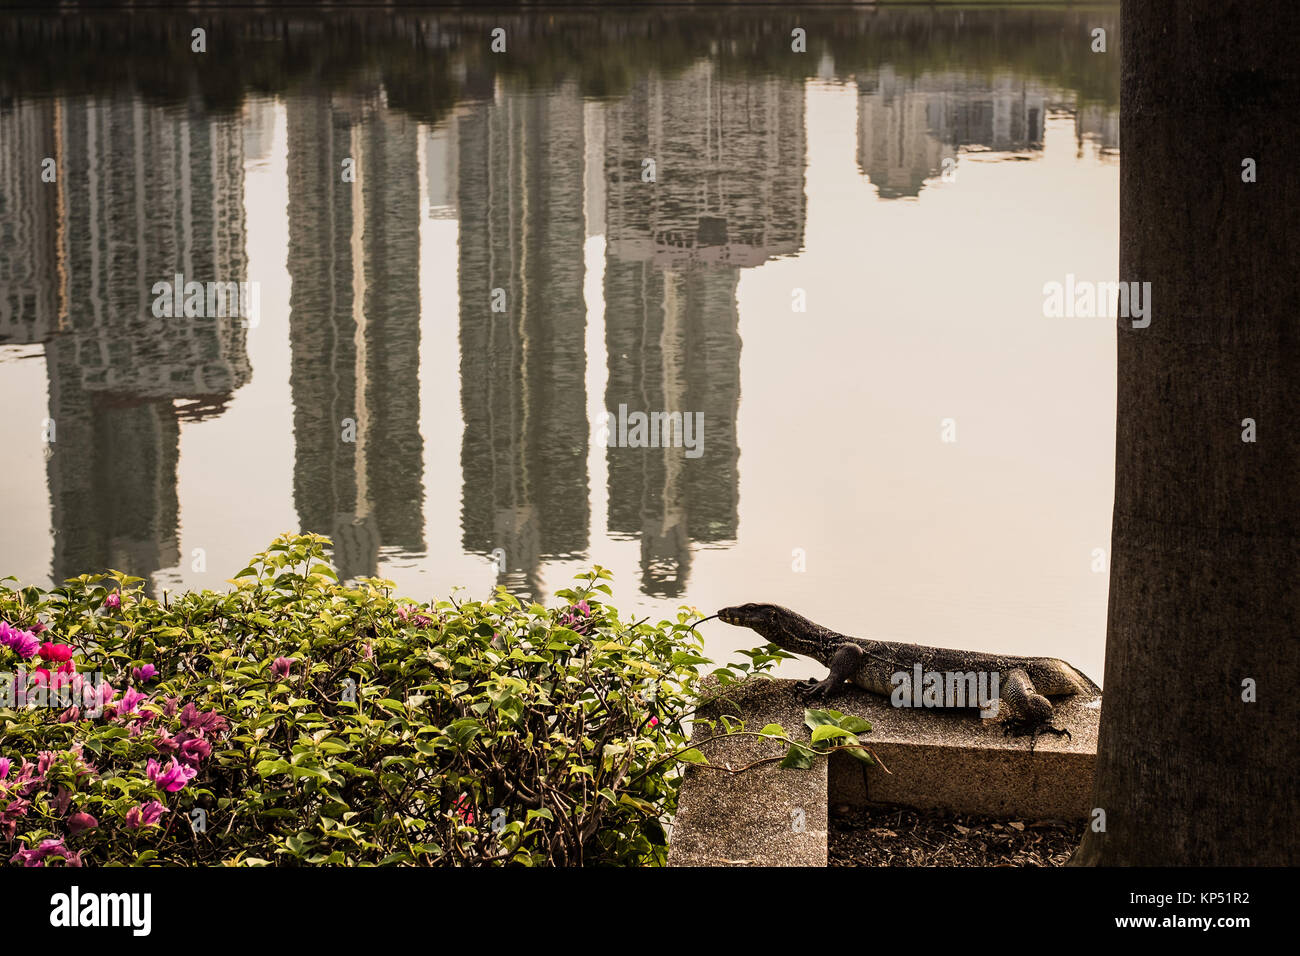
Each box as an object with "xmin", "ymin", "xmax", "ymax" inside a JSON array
[
  {"xmin": 717, "ymin": 603, "xmax": 785, "ymax": 636},
  {"xmin": 717, "ymin": 603, "xmax": 828, "ymax": 659}
]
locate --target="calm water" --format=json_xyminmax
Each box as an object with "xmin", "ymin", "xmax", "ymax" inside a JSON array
[{"xmin": 0, "ymin": 7, "xmax": 1119, "ymax": 682}]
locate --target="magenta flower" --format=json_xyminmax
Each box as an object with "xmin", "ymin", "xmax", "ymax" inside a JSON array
[
  {"xmin": 132, "ymin": 664, "xmax": 157, "ymax": 683},
  {"xmin": 31, "ymin": 621, "xmax": 46, "ymax": 634},
  {"xmin": 57, "ymin": 706, "xmax": 79, "ymax": 724},
  {"xmin": 0, "ymin": 621, "xmax": 40, "ymax": 659},
  {"xmin": 397, "ymin": 605, "xmax": 433, "ymax": 627},
  {"xmin": 6, "ymin": 761, "xmax": 39, "ymax": 799},
  {"xmin": 453, "ymin": 794, "xmax": 475, "ymax": 826},
  {"xmin": 118, "ymin": 686, "xmax": 147, "ymax": 716},
  {"xmin": 177, "ymin": 736, "xmax": 211, "ymax": 768},
  {"xmin": 11, "ymin": 838, "xmax": 81, "ymax": 867},
  {"xmin": 67, "ymin": 811, "xmax": 97, "ymax": 836},
  {"xmin": 36, "ymin": 750, "xmax": 58, "ymax": 778},
  {"xmin": 104, "ymin": 592, "xmax": 120, "ymax": 610},
  {"xmin": 10, "ymin": 842, "xmax": 51, "ymax": 866},
  {"xmin": 147, "ymin": 757, "xmax": 196, "ymax": 793},
  {"xmin": 557, "ymin": 600, "xmax": 596, "ymax": 635},
  {"xmin": 52, "ymin": 786, "xmax": 72, "ymax": 815},
  {"xmin": 37, "ymin": 642, "xmax": 73, "ymax": 663},
  {"xmin": 91, "ymin": 681, "xmax": 116, "ymax": 710},
  {"xmin": 0, "ymin": 757, "xmax": 10, "ymax": 781},
  {"xmin": 270, "ymin": 657, "xmax": 294, "ymax": 680},
  {"xmin": 32, "ymin": 665, "xmax": 74, "ymax": 688},
  {"xmin": 179, "ymin": 702, "xmax": 227, "ymax": 734},
  {"xmin": 125, "ymin": 800, "xmax": 167, "ymax": 829},
  {"xmin": 0, "ymin": 796, "xmax": 31, "ymax": 841}
]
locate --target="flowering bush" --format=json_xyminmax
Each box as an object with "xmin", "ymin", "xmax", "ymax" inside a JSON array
[{"xmin": 0, "ymin": 533, "xmax": 801, "ymax": 866}]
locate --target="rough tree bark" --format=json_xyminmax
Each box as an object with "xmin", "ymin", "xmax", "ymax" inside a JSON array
[{"xmin": 1073, "ymin": 1, "xmax": 1299, "ymax": 865}]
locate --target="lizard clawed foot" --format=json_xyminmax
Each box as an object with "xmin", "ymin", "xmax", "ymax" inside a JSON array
[
  {"xmin": 1002, "ymin": 720, "xmax": 1072, "ymax": 752},
  {"xmin": 800, "ymin": 678, "xmax": 836, "ymax": 702}
]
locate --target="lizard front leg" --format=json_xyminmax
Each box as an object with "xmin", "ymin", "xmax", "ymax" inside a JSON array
[
  {"xmin": 1000, "ymin": 666, "xmax": 1071, "ymax": 745},
  {"xmin": 803, "ymin": 643, "xmax": 866, "ymax": 702}
]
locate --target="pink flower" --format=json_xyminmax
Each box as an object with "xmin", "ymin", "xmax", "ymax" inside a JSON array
[
  {"xmin": 179, "ymin": 702, "xmax": 226, "ymax": 734},
  {"xmin": 36, "ymin": 750, "xmax": 58, "ymax": 778},
  {"xmin": 37, "ymin": 642, "xmax": 73, "ymax": 663},
  {"xmin": 0, "ymin": 621, "xmax": 40, "ymax": 659},
  {"xmin": 0, "ymin": 796, "xmax": 31, "ymax": 840},
  {"xmin": 125, "ymin": 800, "xmax": 167, "ymax": 829},
  {"xmin": 649, "ymin": 716, "xmax": 659, "ymax": 727},
  {"xmin": 397, "ymin": 605, "xmax": 433, "ymax": 628},
  {"xmin": 557, "ymin": 601, "xmax": 596, "ymax": 635},
  {"xmin": 270, "ymin": 657, "xmax": 294, "ymax": 680},
  {"xmin": 453, "ymin": 794, "xmax": 474, "ymax": 826},
  {"xmin": 58, "ymin": 706, "xmax": 79, "ymax": 723},
  {"xmin": 11, "ymin": 838, "xmax": 82, "ymax": 867},
  {"xmin": 147, "ymin": 757, "xmax": 196, "ymax": 793},
  {"xmin": 104, "ymin": 592, "xmax": 120, "ymax": 610},
  {"xmin": 8, "ymin": 760, "xmax": 39, "ymax": 799},
  {"xmin": 52, "ymin": 786, "xmax": 72, "ymax": 815},
  {"xmin": 91, "ymin": 681, "xmax": 116, "ymax": 710},
  {"xmin": 67, "ymin": 811, "xmax": 97, "ymax": 835},
  {"xmin": 132, "ymin": 664, "xmax": 156, "ymax": 683},
  {"xmin": 118, "ymin": 686, "xmax": 147, "ymax": 716},
  {"xmin": 177, "ymin": 735, "xmax": 212, "ymax": 768},
  {"xmin": 0, "ymin": 757, "xmax": 10, "ymax": 781}
]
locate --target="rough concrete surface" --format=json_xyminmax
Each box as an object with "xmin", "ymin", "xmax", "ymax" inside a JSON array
[
  {"xmin": 669, "ymin": 677, "xmax": 1099, "ymax": 866},
  {"xmin": 667, "ymin": 677, "xmax": 827, "ymax": 866}
]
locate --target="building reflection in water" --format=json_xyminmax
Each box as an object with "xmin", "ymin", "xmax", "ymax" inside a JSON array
[
  {"xmin": 457, "ymin": 82, "xmax": 590, "ymax": 599},
  {"xmin": 286, "ymin": 93, "xmax": 425, "ymax": 581},
  {"xmin": 0, "ymin": 10, "xmax": 1118, "ymax": 598},
  {"xmin": 857, "ymin": 67, "xmax": 1118, "ymax": 200},
  {"xmin": 602, "ymin": 62, "xmax": 804, "ymax": 596},
  {"xmin": 1, "ymin": 96, "xmax": 251, "ymax": 590}
]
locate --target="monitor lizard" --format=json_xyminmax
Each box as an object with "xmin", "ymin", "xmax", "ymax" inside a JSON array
[{"xmin": 716, "ymin": 602, "xmax": 1099, "ymax": 737}]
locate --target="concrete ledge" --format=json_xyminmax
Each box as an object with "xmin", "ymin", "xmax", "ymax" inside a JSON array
[
  {"xmin": 827, "ymin": 685, "xmax": 1099, "ymax": 820},
  {"xmin": 668, "ymin": 678, "xmax": 1100, "ymax": 866},
  {"xmin": 667, "ymin": 678, "xmax": 828, "ymax": 866}
]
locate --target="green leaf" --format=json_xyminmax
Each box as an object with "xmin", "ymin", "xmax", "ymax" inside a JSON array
[
  {"xmin": 758, "ymin": 723, "xmax": 786, "ymax": 738},
  {"xmin": 839, "ymin": 715, "xmax": 872, "ymax": 735},
  {"xmin": 780, "ymin": 746, "xmax": 815, "ymax": 770},
  {"xmin": 255, "ymin": 759, "xmax": 291, "ymax": 778},
  {"xmin": 618, "ymin": 793, "xmax": 656, "ymax": 814},
  {"xmin": 804, "ymin": 708, "xmax": 839, "ymax": 730},
  {"xmin": 676, "ymin": 748, "xmax": 708, "ymax": 765},
  {"xmin": 843, "ymin": 744, "xmax": 876, "ymax": 766},
  {"xmin": 810, "ymin": 724, "xmax": 854, "ymax": 744}
]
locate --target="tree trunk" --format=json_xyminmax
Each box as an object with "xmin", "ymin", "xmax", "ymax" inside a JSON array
[{"xmin": 1074, "ymin": 1, "xmax": 1299, "ymax": 866}]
